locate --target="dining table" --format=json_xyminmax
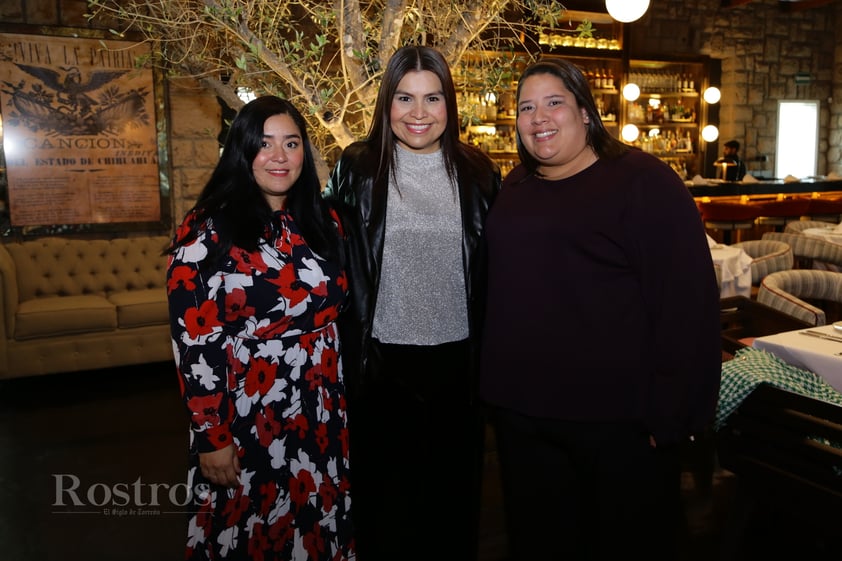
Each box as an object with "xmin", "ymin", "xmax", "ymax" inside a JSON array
[
  {"xmin": 752, "ymin": 323, "xmax": 842, "ymax": 393},
  {"xmin": 802, "ymin": 225, "xmax": 842, "ymax": 246},
  {"xmin": 710, "ymin": 243, "xmax": 753, "ymax": 298}
]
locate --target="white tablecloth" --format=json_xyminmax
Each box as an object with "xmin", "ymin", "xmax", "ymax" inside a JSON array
[
  {"xmin": 752, "ymin": 324, "xmax": 842, "ymax": 393},
  {"xmin": 710, "ymin": 245, "xmax": 753, "ymax": 298},
  {"xmin": 802, "ymin": 226, "xmax": 842, "ymax": 246}
]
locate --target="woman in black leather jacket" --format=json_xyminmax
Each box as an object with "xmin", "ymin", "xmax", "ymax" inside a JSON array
[{"xmin": 324, "ymin": 45, "xmax": 500, "ymax": 561}]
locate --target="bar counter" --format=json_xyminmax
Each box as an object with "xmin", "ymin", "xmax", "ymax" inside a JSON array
[{"xmin": 688, "ymin": 178, "xmax": 842, "ymax": 198}]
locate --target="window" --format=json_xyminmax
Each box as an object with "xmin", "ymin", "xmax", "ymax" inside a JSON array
[{"xmin": 775, "ymin": 100, "xmax": 818, "ymax": 179}]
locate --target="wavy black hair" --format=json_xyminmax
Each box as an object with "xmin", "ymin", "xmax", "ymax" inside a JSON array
[{"xmin": 167, "ymin": 95, "xmax": 342, "ymax": 267}]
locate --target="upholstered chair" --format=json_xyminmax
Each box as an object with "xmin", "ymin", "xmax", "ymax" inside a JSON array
[{"xmin": 756, "ymin": 269, "xmax": 842, "ymax": 326}]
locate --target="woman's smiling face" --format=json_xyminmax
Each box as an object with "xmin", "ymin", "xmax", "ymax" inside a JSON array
[
  {"xmin": 252, "ymin": 113, "xmax": 304, "ymax": 211},
  {"xmin": 517, "ymin": 72, "xmax": 595, "ymax": 179},
  {"xmin": 390, "ymin": 70, "xmax": 447, "ymax": 154}
]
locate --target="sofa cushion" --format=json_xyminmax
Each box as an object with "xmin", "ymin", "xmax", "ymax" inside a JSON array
[
  {"xmin": 109, "ymin": 289, "xmax": 169, "ymax": 328},
  {"xmin": 15, "ymin": 296, "xmax": 117, "ymax": 340}
]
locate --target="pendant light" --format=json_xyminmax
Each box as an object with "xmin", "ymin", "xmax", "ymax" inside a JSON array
[{"xmin": 605, "ymin": 0, "xmax": 650, "ymax": 23}]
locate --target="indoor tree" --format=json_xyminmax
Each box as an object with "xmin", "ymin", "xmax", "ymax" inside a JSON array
[{"xmin": 86, "ymin": 0, "xmax": 567, "ymax": 165}]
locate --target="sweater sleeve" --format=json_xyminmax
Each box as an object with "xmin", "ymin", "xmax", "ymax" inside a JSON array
[
  {"xmin": 166, "ymin": 225, "xmax": 235, "ymax": 453},
  {"xmin": 627, "ymin": 158, "xmax": 722, "ymax": 445}
]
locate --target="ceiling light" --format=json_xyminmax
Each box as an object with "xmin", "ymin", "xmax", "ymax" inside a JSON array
[
  {"xmin": 622, "ymin": 83, "xmax": 640, "ymax": 101},
  {"xmin": 703, "ymin": 87, "xmax": 721, "ymax": 104},
  {"xmin": 621, "ymin": 124, "xmax": 640, "ymax": 142},
  {"xmin": 701, "ymin": 125, "xmax": 720, "ymax": 142},
  {"xmin": 605, "ymin": 0, "xmax": 650, "ymax": 23}
]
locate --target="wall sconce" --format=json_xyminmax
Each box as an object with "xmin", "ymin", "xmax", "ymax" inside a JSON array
[
  {"xmin": 621, "ymin": 124, "xmax": 640, "ymax": 142},
  {"xmin": 703, "ymin": 86, "xmax": 721, "ymax": 104},
  {"xmin": 701, "ymin": 125, "xmax": 720, "ymax": 142},
  {"xmin": 622, "ymin": 83, "xmax": 640, "ymax": 102},
  {"xmin": 605, "ymin": 0, "xmax": 650, "ymax": 23}
]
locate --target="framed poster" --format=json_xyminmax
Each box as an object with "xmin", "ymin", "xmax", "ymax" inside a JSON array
[{"xmin": 0, "ymin": 31, "xmax": 169, "ymax": 234}]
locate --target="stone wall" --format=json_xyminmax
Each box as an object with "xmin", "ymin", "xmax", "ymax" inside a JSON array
[
  {"xmin": 629, "ymin": 0, "xmax": 841, "ymax": 176},
  {"xmin": 2, "ymin": 0, "xmax": 841, "ymax": 232}
]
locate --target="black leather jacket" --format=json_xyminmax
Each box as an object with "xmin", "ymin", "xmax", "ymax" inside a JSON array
[{"xmin": 325, "ymin": 141, "xmax": 500, "ymax": 396}]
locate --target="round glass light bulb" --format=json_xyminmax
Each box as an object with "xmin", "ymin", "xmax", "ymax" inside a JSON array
[
  {"xmin": 621, "ymin": 124, "xmax": 640, "ymax": 142},
  {"xmin": 605, "ymin": 0, "xmax": 650, "ymax": 23},
  {"xmin": 622, "ymin": 83, "xmax": 640, "ymax": 101},
  {"xmin": 701, "ymin": 125, "xmax": 720, "ymax": 142},
  {"xmin": 703, "ymin": 86, "xmax": 721, "ymax": 104}
]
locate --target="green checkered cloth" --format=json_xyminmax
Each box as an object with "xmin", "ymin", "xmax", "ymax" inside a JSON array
[{"xmin": 715, "ymin": 346, "xmax": 842, "ymax": 431}]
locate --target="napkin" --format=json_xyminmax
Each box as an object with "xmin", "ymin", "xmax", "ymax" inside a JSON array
[
  {"xmin": 783, "ymin": 174, "xmax": 800, "ymax": 183},
  {"xmin": 740, "ymin": 174, "xmax": 759, "ymax": 183},
  {"xmin": 691, "ymin": 175, "xmax": 707, "ymax": 185},
  {"xmin": 834, "ymin": 222, "xmax": 842, "ymax": 233}
]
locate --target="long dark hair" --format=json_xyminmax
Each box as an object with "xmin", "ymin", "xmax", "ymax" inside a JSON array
[
  {"xmin": 168, "ymin": 96, "xmax": 342, "ymax": 266},
  {"xmin": 366, "ymin": 45, "xmax": 466, "ymax": 192},
  {"xmin": 515, "ymin": 58, "xmax": 629, "ymax": 176}
]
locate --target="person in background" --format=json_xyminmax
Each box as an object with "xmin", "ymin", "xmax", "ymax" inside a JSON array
[
  {"xmin": 324, "ymin": 45, "xmax": 500, "ymax": 561},
  {"xmin": 722, "ymin": 139, "xmax": 747, "ymax": 181},
  {"xmin": 479, "ymin": 58, "xmax": 721, "ymax": 561},
  {"xmin": 166, "ymin": 96, "xmax": 355, "ymax": 561}
]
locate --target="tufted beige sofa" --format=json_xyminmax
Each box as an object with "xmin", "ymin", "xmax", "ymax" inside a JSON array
[{"xmin": 0, "ymin": 236, "xmax": 173, "ymax": 379}]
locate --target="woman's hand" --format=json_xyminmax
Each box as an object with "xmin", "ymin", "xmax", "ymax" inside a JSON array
[{"xmin": 199, "ymin": 445, "xmax": 241, "ymax": 488}]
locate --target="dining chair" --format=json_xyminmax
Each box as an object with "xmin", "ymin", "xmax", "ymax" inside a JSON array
[
  {"xmin": 761, "ymin": 231, "xmax": 842, "ymax": 271},
  {"xmin": 756, "ymin": 269, "xmax": 842, "ymax": 326},
  {"xmin": 731, "ymin": 239, "xmax": 794, "ymax": 287},
  {"xmin": 783, "ymin": 219, "xmax": 840, "ymax": 234}
]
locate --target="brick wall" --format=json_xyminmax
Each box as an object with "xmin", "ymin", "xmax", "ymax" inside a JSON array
[{"xmin": 3, "ymin": 0, "xmax": 841, "ymax": 230}]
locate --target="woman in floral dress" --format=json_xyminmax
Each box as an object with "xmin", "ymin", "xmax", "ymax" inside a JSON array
[{"xmin": 166, "ymin": 96, "xmax": 354, "ymax": 560}]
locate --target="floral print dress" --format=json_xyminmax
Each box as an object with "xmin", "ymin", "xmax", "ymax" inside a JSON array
[{"xmin": 166, "ymin": 209, "xmax": 354, "ymax": 561}]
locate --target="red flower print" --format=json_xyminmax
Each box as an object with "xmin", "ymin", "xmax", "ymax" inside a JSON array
[
  {"xmin": 289, "ymin": 469, "xmax": 317, "ymax": 512},
  {"xmin": 290, "ymin": 231, "xmax": 305, "ymax": 247},
  {"xmin": 206, "ymin": 424, "xmax": 233, "ymax": 448},
  {"xmin": 268, "ymin": 512, "xmax": 295, "ymax": 551},
  {"xmin": 222, "ymin": 491, "xmax": 250, "ymax": 527},
  {"xmin": 255, "ymin": 407, "xmax": 282, "ymax": 448},
  {"xmin": 258, "ymin": 482, "xmax": 278, "ymax": 515},
  {"xmin": 168, "ymin": 265, "xmax": 197, "ymax": 293},
  {"xmin": 320, "ymin": 347, "xmax": 339, "ymax": 383},
  {"xmin": 318, "ymin": 478, "xmax": 338, "ymax": 513},
  {"xmin": 304, "ymin": 365, "xmax": 323, "ymax": 392},
  {"xmin": 183, "ymin": 300, "xmax": 223, "ymax": 338},
  {"xmin": 314, "ymin": 306, "xmax": 339, "ymax": 328},
  {"xmin": 299, "ymin": 331, "xmax": 321, "ymax": 354},
  {"xmin": 187, "ymin": 394, "xmax": 223, "ymax": 427},
  {"xmin": 247, "ymin": 522, "xmax": 269, "ymax": 561},
  {"xmin": 270, "ymin": 263, "xmax": 310, "ymax": 307},
  {"xmin": 231, "ymin": 247, "xmax": 269, "ymax": 274},
  {"xmin": 194, "ymin": 496, "xmax": 214, "ymax": 528},
  {"xmin": 339, "ymin": 427, "xmax": 350, "ymax": 459},
  {"xmin": 244, "ymin": 358, "xmax": 277, "ymax": 397},
  {"xmin": 314, "ymin": 422, "xmax": 329, "ymax": 454},
  {"xmin": 336, "ymin": 272, "xmax": 348, "ymax": 292},
  {"xmin": 322, "ymin": 387, "xmax": 335, "ymax": 413},
  {"xmin": 225, "ymin": 288, "xmax": 255, "ymax": 321},
  {"xmin": 303, "ymin": 520, "xmax": 326, "ymax": 559},
  {"xmin": 312, "ymin": 280, "xmax": 328, "ymax": 297},
  {"xmin": 285, "ymin": 414, "xmax": 309, "ymax": 439},
  {"xmin": 253, "ymin": 315, "xmax": 293, "ymax": 339}
]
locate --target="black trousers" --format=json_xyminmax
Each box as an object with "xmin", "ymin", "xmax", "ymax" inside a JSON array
[
  {"xmin": 349, "ymin": 339, "xmax": 483, "ymax": 561},
  {"xmin": 491, "ymin": 407, "xmax": 683, "ymax": 561}
]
